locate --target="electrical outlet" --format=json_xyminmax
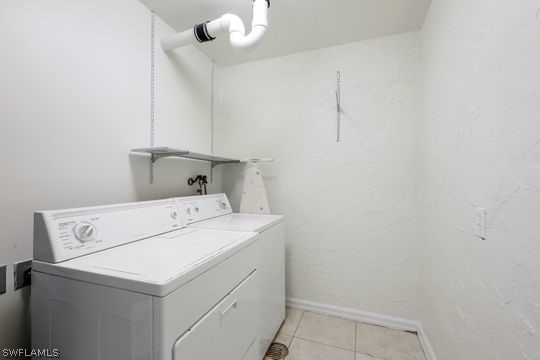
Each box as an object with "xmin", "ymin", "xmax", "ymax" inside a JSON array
[
  {"xmin": 0, "ymin": 265, "xmax": 6, "ymax": 294},
  {"xmin": 473, "ymin": 207, "xmax": 487, "ymax": 240},
  {"xmin": 14, "ymin": 259, "xmax": 32, "ymax": 290}
]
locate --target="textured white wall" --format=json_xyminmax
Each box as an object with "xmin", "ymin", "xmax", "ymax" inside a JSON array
[
  {"xmin": 0, "ymin": 0, "xmax": 217, "ymax": 349},
  {"xmin": 216, "ymin": 32, "xmax": 422, "ymax": 320},
  {"xmin": 420, "ymin": 1, "xmax": 540, "ymax": 359}
]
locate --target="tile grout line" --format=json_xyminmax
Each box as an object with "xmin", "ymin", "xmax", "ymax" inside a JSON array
[
  {"xmin": 292, "ymin": 310, "xmax": 305, "ymax": 338},
  {"xmin": 293, "ymin": 334, "xmax": 356, "ymax": 353},
  {"xmin": 292, "ymin": 310, "xmax": 358, "ymax": 355}
]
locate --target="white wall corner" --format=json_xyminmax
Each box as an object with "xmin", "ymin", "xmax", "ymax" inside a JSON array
[{"xmin": 286, "ymin": 298, "xmax": 437, "ymax": 360}]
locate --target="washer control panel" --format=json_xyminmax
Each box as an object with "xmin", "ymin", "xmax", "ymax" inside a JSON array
[
  {"xmin": 34, "ymin": 200, "xmax": 182, "ymax": 263},
  {"xmin": 176, "ymin": 193, "xmax": 232, "ymax": 225}
]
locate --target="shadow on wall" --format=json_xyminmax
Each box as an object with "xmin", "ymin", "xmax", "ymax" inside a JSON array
[
  {"xmin": 128, "ymin": 153, "xmax": 221, "ymax": 200},
  {"xmin": 3, "ymin": 287, "xmax": 31, "ymax": 351},
  {"xmin": 22, "ymin": 287, "xmax": 30, "ymax": 349},
  {"xmin": 221, "ymin": 163, "xmax": 245, "ymax": 212},
  {"xmin": 164, "ymin": 50, "xmax": 211, "ymax": 96}
]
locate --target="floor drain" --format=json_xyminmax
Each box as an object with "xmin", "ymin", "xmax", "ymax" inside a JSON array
[{"xmin": 266, "ymin": 342, "xmax": 289, "ymax": 359}]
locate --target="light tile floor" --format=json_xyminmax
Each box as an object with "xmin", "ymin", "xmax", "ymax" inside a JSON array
[{"xmin": 268, "ymin": 308, "xmax": 426, "ymax": 360}]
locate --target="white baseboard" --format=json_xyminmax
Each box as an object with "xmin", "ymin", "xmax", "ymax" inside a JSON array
[
  {"xmin": 286, "ymin": 298, "xmax": 437, "ymax": 360},
  {"xmin": 416, "ymin": 322, "xmax": 437, "ymax": 360}
]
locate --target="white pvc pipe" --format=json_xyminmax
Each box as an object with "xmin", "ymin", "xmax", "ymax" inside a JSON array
[
  {"xmin": 161, "ymin": 30, "xmax": 194, "ymax": 50},
  {"xmin": 161, "ymin": 0, "xmax": 269, "ymax": 52}
]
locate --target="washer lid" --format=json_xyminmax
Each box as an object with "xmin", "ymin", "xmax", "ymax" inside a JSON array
[
  {"xmin": 189, "ymin": 213, "xmax": 285, "ymax": 232},
  {"xmin": 32, "ymin": 228, "xmax": 257, "ymax": 297}
]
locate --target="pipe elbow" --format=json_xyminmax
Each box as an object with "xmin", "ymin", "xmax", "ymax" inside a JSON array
[
  {"xmin": 227, "ymin": 0, "xmax": 269, "ymax": 52},
  {"xmin": 221, "ymin": 13, "xmax": 245, "ymax": 34},
  {"xmin": 160, "ymin": 0, "xmax": 269, "ymax": 52},
  {"xmin": 229, "ymin": 25, "xmax": 267, "ymax": 51}
]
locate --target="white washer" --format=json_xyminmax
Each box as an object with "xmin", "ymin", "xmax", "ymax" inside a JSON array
[
  {"xmin": 175, "ymin": 194, "xmax": 285, "ymax": 358},
  {"xmin": 32, "ymin": 199, "xmax": 261, "ymax": 360}
]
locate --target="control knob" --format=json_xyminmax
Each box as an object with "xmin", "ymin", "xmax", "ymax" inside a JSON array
[{"xmin": 73, "ymin": 223, "xmax": 97, "ymax": 242}]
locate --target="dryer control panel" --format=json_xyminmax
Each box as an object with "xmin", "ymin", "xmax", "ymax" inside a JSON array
[
  {"xmin": 176, "ymin": 193, "xmax": 232, "ymax": 225},
  {"xmin": 34, "ymin": 200, "xmax": 182, "ymax": 263}
]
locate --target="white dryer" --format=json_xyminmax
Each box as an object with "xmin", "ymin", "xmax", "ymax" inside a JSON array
[
  {"xmin": 32, "ymin": 199, "xmax": 261, "ymax": 360},
  {"xmin": 174, "ymin": 194, "xmax": 285, "ymax": 358}
]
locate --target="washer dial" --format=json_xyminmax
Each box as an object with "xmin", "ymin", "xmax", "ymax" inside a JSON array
[{"xmin": 73, "ymin": 222, "xmax": 97, "ymax": 242}]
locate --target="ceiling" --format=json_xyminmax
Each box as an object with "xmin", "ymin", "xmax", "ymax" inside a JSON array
[{"xmin": 139, "ymin": 0, "xmax": 432, "ymax": 66}]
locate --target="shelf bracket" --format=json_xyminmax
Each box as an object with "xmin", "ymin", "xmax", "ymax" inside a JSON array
[{"xmin": 149, "ymin": 151, "xmax": 190, "ymax": 163}]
